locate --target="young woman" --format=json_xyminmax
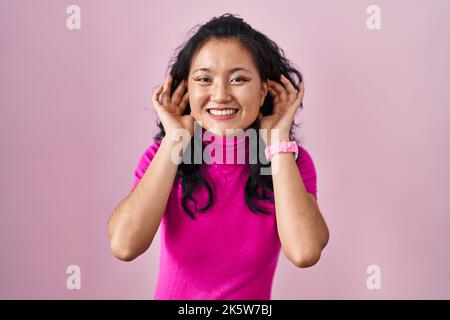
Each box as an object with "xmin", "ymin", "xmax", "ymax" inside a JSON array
[{"xmin": 108, "ymin": 13, "xmax": 329, "ymax": 300}]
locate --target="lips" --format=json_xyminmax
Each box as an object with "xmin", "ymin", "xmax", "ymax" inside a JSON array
[
  {"xmin": 207, "ymin": 108, "xmax": 240, "ymax": 120},
  {"xmin": 207, "ymin": 107, "xmax": 239, "ymax": 111}
]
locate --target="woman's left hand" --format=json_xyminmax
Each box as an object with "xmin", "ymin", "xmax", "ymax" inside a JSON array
[{"xmin": 259, "ymin": 74, "xmax": 305, "ymax": 145}]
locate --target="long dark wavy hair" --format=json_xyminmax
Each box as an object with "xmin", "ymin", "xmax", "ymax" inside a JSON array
[{"xmin": 153, "ymin": 13, "xmax": 305, "ymax": 219}]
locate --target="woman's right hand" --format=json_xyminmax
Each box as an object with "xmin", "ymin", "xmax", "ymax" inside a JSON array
[{"xmin": 152, "ymin": 73, "xmax": 195, "ymax": 140}]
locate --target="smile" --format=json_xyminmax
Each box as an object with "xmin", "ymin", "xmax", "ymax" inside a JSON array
[{"xmin": 207, "ymin": 108, "xmax": 239, "ymax": 120}]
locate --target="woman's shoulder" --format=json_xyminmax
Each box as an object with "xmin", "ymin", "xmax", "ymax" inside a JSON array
[
  {"xmin": 130, "ymin": 139, "xmax": 164, "ymax": 191},
  {"xmin": 295, "ymin": 144, "xmax": 318, "ymax": 197},
  {"xmin": 296, "ymin": 144, "xmax": 315, "ymax": 164},
  {"xmin": 134, "ymin": 139, "xmax": 163, "ymax": 171},
  {"xmin": 142, "ymin": 138, "xmax": 163, "ymax": 158}
]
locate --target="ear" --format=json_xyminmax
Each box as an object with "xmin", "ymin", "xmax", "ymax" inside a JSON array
[{"xmin": 260, "ymin": 80, "xmax": 268, "ymax": 106}]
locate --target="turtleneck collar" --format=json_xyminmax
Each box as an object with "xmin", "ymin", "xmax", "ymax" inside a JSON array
[
  {"xmin": 200, "ymin": 126, "xmax": 252, "ymax": 165},
  {"xmin": 201, "ymin": 127, "xmax": 247, "ymax": 146}
]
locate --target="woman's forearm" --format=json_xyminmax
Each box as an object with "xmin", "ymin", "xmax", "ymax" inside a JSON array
[
  {"xmin": 271, "ymin": 151, "xmax": 329, "ymax": 268},
  {"xmin": 108, "ymin": 137, "xmax": 184, "ymax": 261}
]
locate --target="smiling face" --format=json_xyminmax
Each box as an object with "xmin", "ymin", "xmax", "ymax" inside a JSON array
[{"xmin": 187, "ymin": 38, "xmax": 268, "ymax": 136}]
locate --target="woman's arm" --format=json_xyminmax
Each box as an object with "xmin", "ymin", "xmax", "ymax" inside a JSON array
[
  {"xmin": 271, "ymin": 141, "xmax": 329, "ymax": 268},
  {"xmin": 107, "ymin": 137, "xmax": 182, "ymax": 261},
  {"xmin": 262, "ymin": 77, "xmax": 328, "ymax": 268}
]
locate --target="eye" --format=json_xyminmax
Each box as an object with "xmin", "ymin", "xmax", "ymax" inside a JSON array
[
  {"xmin": 193, "ymin": 77, "xmax": 249, "ymax": 84},
  {"xmin": 231, "ymin": 77, "xmax": 249, "ymax": 83},
  {"xmin": 195, "ymin": 77, "xmax": 211, "ymax": 83}
]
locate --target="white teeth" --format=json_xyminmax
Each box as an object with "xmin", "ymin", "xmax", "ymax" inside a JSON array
[{"xmin": 209, "ymin": 109, "xmax": 238, "ymax": 116}]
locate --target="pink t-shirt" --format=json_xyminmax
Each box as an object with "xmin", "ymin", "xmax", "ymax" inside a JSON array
[{"xmin": 130, "ymin": 129, "xmax": 318, "ymax": 300}]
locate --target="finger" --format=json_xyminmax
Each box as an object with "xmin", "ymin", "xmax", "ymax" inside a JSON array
[
  {"xmin": 279, "ymin": 74, "xmax": 297, "ymax": 97},
  {"xmin": 161, "ymin": 73, "xmax": 173, "ymax": 105},
  {"xmin": 152, "ymin": 85, "xmax": 163, "ymax": 109},
  {"xmin": 171, "ymin": 79, "xmax": 187, "ymax": 105},
  {"xmin": 268, "ymin": 79, "xmax": 287, "ymax": 102},
  {"xmin": 268, "ymin": 85, "xmax": 281, "ymax": 106},
  {"xmin": 294, "ymin": 81, "xmax": 305, "ymax": 105},
  {"xmin": 179, "ymin": 90, "xmax": 189, "ymax": 112}
]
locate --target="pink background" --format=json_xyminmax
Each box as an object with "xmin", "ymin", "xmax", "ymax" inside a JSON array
[{"xmin": 1, "ymin": 0, "xmax": 449, "ymax": 299}]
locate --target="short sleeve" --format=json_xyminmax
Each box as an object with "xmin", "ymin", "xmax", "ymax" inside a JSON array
[
  {"xmin": 130, "ymin": 140, "xmax": 162, "ymax": 192},
  {"xmin": 295, "ymin": 145, "xmax": 318, "ymax": 199}
]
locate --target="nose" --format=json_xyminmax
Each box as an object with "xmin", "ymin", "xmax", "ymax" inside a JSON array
[{"xmin": 210, "ymin": 80, "xmax": 232, "ymax": 103}]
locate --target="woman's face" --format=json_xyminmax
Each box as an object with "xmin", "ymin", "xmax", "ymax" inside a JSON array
[{"xmin": 187, "ymin": 38, "xmax": 268, "ymax": 136}]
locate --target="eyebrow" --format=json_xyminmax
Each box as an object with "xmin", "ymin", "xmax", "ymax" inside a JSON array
[{"xmin": 192, "ymin": 67, "xmax": 252, "ymax": 74}]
